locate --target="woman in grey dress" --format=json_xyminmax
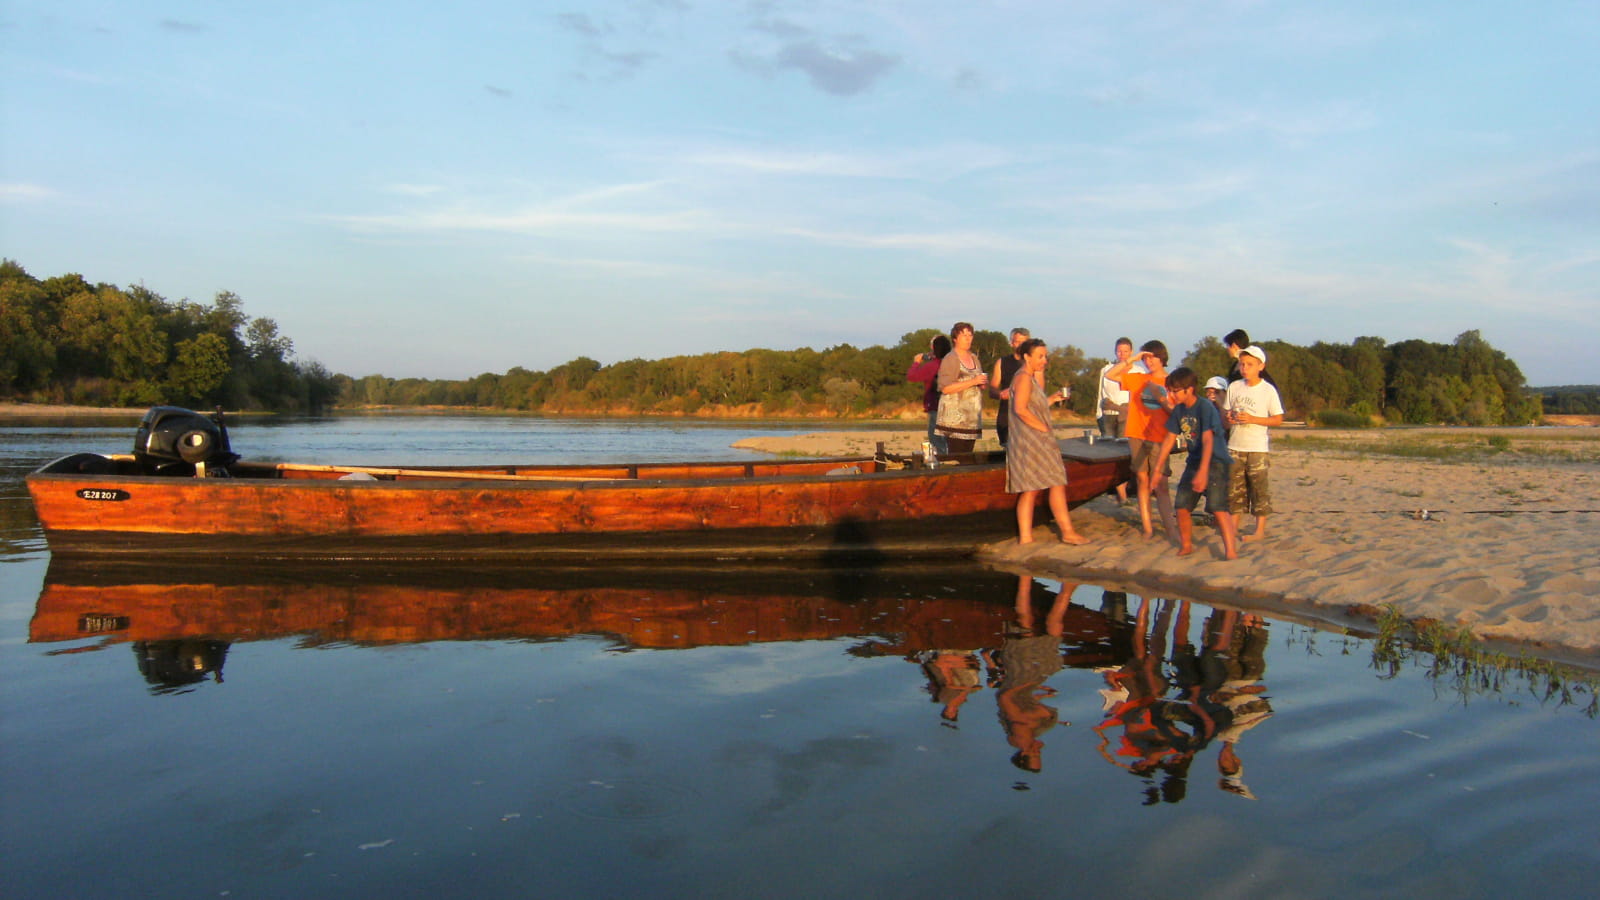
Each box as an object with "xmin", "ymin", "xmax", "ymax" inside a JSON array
[
  {"xmin": 1007, "ymin": 339, "xmax": 1090, "ymax": 545},
  {"xmin": 934, "ymin": 322, "xmax": 988, "ymax": 455}
]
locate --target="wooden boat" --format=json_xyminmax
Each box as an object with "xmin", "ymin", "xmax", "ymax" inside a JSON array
[{"xmin": 26, "ymin": 407, "xmax": 1129, "ymax": 561}]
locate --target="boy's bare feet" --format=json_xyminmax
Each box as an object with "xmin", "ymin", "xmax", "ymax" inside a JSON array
[
  {"xmin": 1175, "ymin": 544, "xmax": 1195, "ymax": 557},
  {"xmin": 1060, "ymin": 532, "xmax": 1091, "ymax": 545}
]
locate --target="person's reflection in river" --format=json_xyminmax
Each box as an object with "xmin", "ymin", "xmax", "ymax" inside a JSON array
[
  {"xmin": 1094, "ymin": 597, "xmax": 1206, "ymax": 803},
  {"xmin": 132, "ymin": 640, "xmax": 229, "ymax": 695},
  {"xmin": 919, "ymin": 650, "xmax": 983, "ymax": 726},
  {"xmin": 1092, "ymin": 597, "xmax": 1274, "ymax": 803},
  {"xmin": 1202, "ymin": 609, "xmax": 1274, "ymax": 800},
  {"xmin": 985, "ymin": 576, "xmax": 1078, "ymax": 775}
]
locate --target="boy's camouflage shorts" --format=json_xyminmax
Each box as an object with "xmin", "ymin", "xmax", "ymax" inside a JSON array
[{"xmin": 1228, "ymin": 450, "xmax": 1272, "ymax": 515}]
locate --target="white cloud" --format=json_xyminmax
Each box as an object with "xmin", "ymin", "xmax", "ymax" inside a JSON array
[
  {"xmin": 780, "ymin": 226, "xmax": 1041, "ymax": 255},
  {"xmin": 381, "ymin": 184, "xmax": 445, "ymax": 197},
  {"xmin": 672, "ymin": 141, "xmax": 1019, "ymax": 182},
  {"xmin": 0, "ymin": 183, "xmax": 58, "ymax": 202},
  {"xmin": 332, "ymin": 207, "xmax": 713, "ymax": 235}
]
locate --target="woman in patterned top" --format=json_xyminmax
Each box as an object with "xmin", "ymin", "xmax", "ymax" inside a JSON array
[
  {"xmin": 934, "ymin": 322, "xmax": 989, "ymax": 454},
  {"xmin": 1006, "ymin": 338, "xmax": 1090, "ymax": 545}
]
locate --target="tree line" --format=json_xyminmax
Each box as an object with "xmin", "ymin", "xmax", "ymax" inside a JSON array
[
  {"xmin": 1538, "ymin": 386, "xmax": 1600, "ymax": 416},
  {"xmin": 3, "ymin": 262, "xmax": 1541, "ymax": 424},
  {"xmin": 2, "ymin": 260, "xmax": 339, "ymax": 411},
  {"xmin": 337, "ymin": 327, "xmax": 1539, "ymax": 426}
]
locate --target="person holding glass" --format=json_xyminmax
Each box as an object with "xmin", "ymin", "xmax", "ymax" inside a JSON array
[
  {"xmin": 1006, "ymin": 338, "xmax": 1090, "ymax": 545},
  {"xmin": 934, "ymin": 322, "xmax": 988, "ymax": 455}
]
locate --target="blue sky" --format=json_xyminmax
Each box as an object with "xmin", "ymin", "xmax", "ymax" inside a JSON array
[{"xmin": 3, "ymin": 1, "xmax": 1596, "ymax": 385}]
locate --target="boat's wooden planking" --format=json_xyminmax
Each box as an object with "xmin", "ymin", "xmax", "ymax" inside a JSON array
[
  {"xmin": 29, "ymin": 462, "xmax": 1012, "ymax": 538},
  {"xmin": 26, "ymin": 439, "xmax": 1129, "ymax": 558}
]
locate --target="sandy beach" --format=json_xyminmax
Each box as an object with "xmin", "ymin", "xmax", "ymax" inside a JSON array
[{"xmin": 734, "ymin": 425, "xmax": 1600, "ymax": 662}]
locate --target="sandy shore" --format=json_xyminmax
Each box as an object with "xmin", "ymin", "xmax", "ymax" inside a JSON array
[
  {"xmin": 0, "ymin": 404, "xmax": 147, "ymax": 417},
  {"xmin": 734, "ymin": 426, "xmax": 1600, "ymax": 661}
]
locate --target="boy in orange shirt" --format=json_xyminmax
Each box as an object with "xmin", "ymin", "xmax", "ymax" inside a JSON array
[{"xmin": 1104, "ymin": 340, "xmax": 1177, "ymax": 540}]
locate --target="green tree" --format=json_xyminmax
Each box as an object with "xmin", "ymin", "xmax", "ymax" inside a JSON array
[
  {"xmin": 168, "ymin": 333, "xmax": 232, "ymax": 406},
  {"xmin": 1180, "ymin": 336, "xmax": 1232, "ymax": 384},
  {"xmin": 0, "ymin": 260, "xmax": 57, "ymax": 393}
]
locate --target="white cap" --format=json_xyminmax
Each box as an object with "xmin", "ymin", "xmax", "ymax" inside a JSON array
[
  {"xmin": 1204, "ymin": 376, "xmax": 1229, "ymax": 393},
  {"xmin": 1240, "ymin": 345, "xmax": 1267, "ymax": 365}
]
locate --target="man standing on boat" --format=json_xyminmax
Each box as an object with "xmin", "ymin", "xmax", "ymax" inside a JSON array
[{"xmin": 991, "ymin": 327, "xmax": 1031, "ymax": 448}]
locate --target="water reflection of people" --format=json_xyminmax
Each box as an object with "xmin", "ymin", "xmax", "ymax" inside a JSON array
[
  {"xmin": 1203, "ymin": 609, "xmax": 1273, "ymax": 799},
  {"xmin": 919, "ymin": 650, "xmax": 982, "ymax": 724},
  {"xmin": 987, "ymin": 576, "xmax": 1075, "ymax": 772},
  {"xmin": 1094, "ymin": 598, "xmax": 1215, "ymax": 803},
  {"xmin": 133, "ymin": 640, "xmax": 228, "ymax": 694},
  {"xmin": 1092, "ymin": 597, "xmax": 1274, "ymax": 803}
]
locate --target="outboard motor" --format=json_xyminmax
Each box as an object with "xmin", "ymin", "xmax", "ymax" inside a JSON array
[{"xmin": 133, "ymin": 406, "xmax": 238, "ymax": 476}]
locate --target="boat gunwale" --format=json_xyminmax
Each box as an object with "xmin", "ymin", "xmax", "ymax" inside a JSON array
[{"xmin": 25, "ymin": 452, "xmax": 1024, "ymax": 492}]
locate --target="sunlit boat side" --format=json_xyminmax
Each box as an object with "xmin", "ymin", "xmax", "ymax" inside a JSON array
[{"xmin": 26, "ymin": 437, "xmax": 1130, "ymax": 561}]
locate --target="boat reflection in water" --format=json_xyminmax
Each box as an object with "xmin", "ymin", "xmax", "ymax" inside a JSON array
[{"xmin": 33, "ymin": 558, "xmax": 1271, "ymax": 802}]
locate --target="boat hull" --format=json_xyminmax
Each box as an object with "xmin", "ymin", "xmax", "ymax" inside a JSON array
[{"xmin": 26, "ymin": 440, "xmax": 1129, "ymax": 561}]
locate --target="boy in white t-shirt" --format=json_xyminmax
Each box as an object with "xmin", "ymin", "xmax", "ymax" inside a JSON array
[{"xmin": 1223, "ymin": 346, "xmax": 1284, "ymax": 542}]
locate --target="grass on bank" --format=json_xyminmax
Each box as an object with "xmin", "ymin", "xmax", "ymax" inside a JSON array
[
  {"xmin": 1370, "ymin": 604, "xmax": 1600, "ymax": 716},
  {"xmin": 1278, "ymin": 429, "xmax": 1600, "ymax": 463}
]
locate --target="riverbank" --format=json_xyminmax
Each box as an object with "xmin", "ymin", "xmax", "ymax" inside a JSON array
[
  {"xmin": 0, "ymin": 401, "xmax": 1106, "ymax": 426},
  {"xmin": 0, "ymin": 404, "xmax": 145, "ymax": 417},
  {"xmin": 734, "ymin": 425, "xmax": 1600, "ymax": 663}
]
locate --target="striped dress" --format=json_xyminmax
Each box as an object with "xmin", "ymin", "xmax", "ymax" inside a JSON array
[{"xmin": 1005, "ymin": 371, "xmax": 1068, "ymax": 493}]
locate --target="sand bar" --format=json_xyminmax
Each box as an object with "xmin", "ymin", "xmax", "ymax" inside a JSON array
[{"xmin": 734, "ymin": 425, "xmax": 1600, "ymax": 662}]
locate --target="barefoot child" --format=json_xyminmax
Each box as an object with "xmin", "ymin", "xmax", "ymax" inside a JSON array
[
  {"xmin": 1152, "ymin": 368, "xmax": 1239, "ymax": 559},
  {"xmin": 1105, "ymin": 341, "xmax": 1178, "ymax": 541},
  {"xmin": 1223, "ymin": 346, "xmax": 1284, "ymax": 541}
]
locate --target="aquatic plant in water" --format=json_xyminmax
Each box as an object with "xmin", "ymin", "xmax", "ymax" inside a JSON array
[{"xmin": 1370, "ymin": 604, "xmax": 1599, "ymax": 717}]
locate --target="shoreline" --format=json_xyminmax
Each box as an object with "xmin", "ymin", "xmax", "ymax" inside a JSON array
[
  {"xmin": 9, "ymin": 405, "xmax": 1596, "ymax": 662},
  {"xmin": 0, "ymin": 402, "xmax": 1081, "ymax": 428},
  {"xmin": 735, "ymin": 426, "xmax": 1600, "ymax": 665}
]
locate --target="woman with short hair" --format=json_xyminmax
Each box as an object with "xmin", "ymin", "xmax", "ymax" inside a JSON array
[{"xmin": 934, "ymin": 322, "xmax": 988, "ymax": 455}]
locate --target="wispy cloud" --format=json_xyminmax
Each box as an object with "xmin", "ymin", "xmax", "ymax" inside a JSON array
[
  {"xmin": 333, "ymin": 207, "xmax": 712, "ymax": 235},
  {"xmin": 1053, "ymin": 173, "xmax": 1253, "ymax": 213},
  {"xmin": 0, "ymin": 183, "xmax": 58, "ymax": 202},
  {"xmin": 158, "ymin": 19, "xmax": 208, "ymax": 34},
  {"xmin": 1163, "ymin": 100, "xmax": 1377, "ymax": 144},
  {"xmin": 674, "ymin": 141, "xmax": 1017, "ymax": 182},
  {"xmin": 381, "ymin": 184, "xmax": 446, "ymax": 197},
  {"xmin": 43, "ymin": 66, "xmax": 116, "ymax": 86},
  {"xmin": 555, "ymin": 6, "xmax": 674, "ymax": 81},
  {"xmin": 556, "ymin": 12, "xmax": 609, "ymax": 38},
  {"xmin": 732, "ymin": 38, "xmax": 898, "ymax": 96},
  {"xmin": 733, "ymin": 6, "xmax": 899, "ymax": 96},
  {"xmin": 781, "ymin": 226, "xmax": 1040, "ymax": 255}
]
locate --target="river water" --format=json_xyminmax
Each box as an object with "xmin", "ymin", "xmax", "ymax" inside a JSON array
[{"xmin": 1, "ymin": 414, "xmax": 1596, "ymax": 899}]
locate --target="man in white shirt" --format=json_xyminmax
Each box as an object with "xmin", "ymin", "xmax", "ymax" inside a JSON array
[{"xmin": 1096, "ymin": 337, "xmax": 1133, "ymax": 503}]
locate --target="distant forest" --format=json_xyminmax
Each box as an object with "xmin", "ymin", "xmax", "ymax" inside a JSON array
[
  {"xmin": 2, "ymin": 260, "xmax": 339, "ymax": 412},
  {"xmin": 2, "ymin": 261, "xmax": 1544, "ymax": 425},
  {"xmin": 1536, "ymin": 385, "xmax": 1600, "ymax": 415}
]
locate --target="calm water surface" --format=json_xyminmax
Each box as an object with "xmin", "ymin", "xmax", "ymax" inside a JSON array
[{"xmin": 2, "ymin": 415, "xmax": 1597, "ymax": 899}]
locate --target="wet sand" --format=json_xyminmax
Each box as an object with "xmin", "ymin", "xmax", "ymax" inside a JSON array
[{"xmin": 734, "ymin": 426, "xmax": 1600, "ymax": 660}]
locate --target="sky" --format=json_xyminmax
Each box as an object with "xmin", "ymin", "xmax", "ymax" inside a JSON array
[{"xmin": 2, "ymin": 1, "xmax": 1596, "ymax": 386}]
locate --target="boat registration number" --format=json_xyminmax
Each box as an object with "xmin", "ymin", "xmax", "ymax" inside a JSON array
[
  {"xmin": 76, "ymin": 488, "xmax": 130, "ymax": 502},
  {"xmin": 79, "ymin": 614, "xmax": 130, "ymax": 634}
]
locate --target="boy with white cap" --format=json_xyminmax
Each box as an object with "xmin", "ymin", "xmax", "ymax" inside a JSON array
[
  {"xmin": 1223, "ymin": 346, "xmax": 1284, "ymax": 542},
  {"xmin": 1204, "ymin": 376, "xmax": 1228, "ymax": 404}
]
